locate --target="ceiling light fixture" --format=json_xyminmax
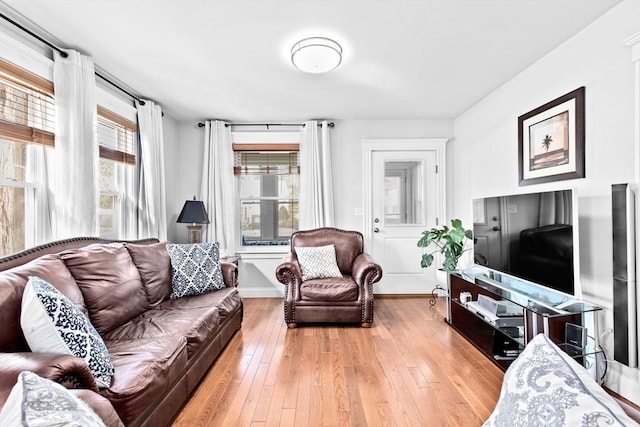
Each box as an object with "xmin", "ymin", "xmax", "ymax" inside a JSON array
[{"xmin": 291, "ymin": 37, "xmax": 342, "ymax": 73}]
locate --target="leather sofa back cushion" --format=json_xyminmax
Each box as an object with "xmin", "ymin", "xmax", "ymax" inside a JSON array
[
  {"xmin": 125, "ymin": 241, "xmax": 172, "ymax": 306},
  {"xmin": 61, "ymin": 244, "xmax": 148, "ymax": 335},
  {"xmin": 0, "ymin": 254, "xmax": 84, "ymax": 352}
]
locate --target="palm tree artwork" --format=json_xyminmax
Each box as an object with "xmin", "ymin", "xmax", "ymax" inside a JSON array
[{"xmin": 541, "ymin": 134, "xmax": 553, "ymax": 152}]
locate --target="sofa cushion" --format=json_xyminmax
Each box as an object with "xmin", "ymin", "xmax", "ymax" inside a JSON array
[
  {"xmin": 296, "ymin": 244, "xmax": 343, "ymax": 281},
  {"xmin": 0, "ymin": 254, "xmax": 85, "ymax": 352},
  {"xmin": 483, "ymin": 333, "xmax": 637, "ymax": 427},
  {"xmin": 61, "ymin": 243, "xmax": 148, "ymax": 335},
  {"xmin": 21, "ymin": 276, "xmax": 115, "ymax": 389},
  {"xmin": 103, "ymin": 306, "xmax": 220, "ymax": 359},
  {"xmin": 166, "ymin": 242, "xmax": 225, "ymax": 299},
  {"xmin": 101, "ymin": 337, "xmax": 188, "ymax": 426},
  {"xmin": 300, "ymin": 276, "xmax": 358, "ymax": 302},
  {"xmin": 156, "ymin": 287, "xmax": 242, "ymax": 323},
  {"xmin": 0, "ymin": 371, "xmax": 106, "ymax": 427},
  {"xmin": 125, "ymin": 241, "xmax": 172, "ymax": 306}
]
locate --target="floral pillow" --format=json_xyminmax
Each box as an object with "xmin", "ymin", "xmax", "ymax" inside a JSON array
[{"xmin": 484, "ymin": 333, "xmax": 638, "ymax": 426}]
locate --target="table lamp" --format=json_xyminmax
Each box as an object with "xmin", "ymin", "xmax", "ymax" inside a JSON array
[{"xmin": 177, "ymin": 196, "xmax": 210, "ymax": 243}]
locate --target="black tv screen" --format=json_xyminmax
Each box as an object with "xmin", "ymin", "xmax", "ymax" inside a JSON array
[{"xmin": 472, "ymin": 189, "xmax": 578, "ymax": 295}]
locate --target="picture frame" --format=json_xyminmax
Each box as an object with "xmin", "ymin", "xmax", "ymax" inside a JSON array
[{"xmin": 518, "ymin": 87, "xmax": 585, "ymax": 186}]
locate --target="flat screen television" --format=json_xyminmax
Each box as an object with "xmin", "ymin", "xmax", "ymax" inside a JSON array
[{"xmin": 472, "ymin": 188, "xmax": 579, "ymax": 296}]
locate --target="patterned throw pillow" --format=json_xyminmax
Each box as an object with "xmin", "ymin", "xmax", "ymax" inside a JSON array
[
  {"xmin": 296, "ymin": 245, "xmax": 343, "ymax": 281},
  {"xmin": 483, "ymin": 333, "xmax": 638, "ymax": 427},
  {"xmin": 0, "ymin": 371, "xmax": 106, "ymax": 427},
  {"xmin": 166, "ymin": 242, "xmax": 225, "ymax": 299},
  {"xmin": 21, "ymin": 276, "xmax": 114, "ymax": 389}
]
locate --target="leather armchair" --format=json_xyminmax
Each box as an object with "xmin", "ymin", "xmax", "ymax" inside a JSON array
[{"xmin": 275, "ymin": 227, "xmax": 383, "ymax": 328}]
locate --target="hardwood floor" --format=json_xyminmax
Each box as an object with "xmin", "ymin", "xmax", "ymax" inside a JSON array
[{"xmin": 172, "ymin": 296, "xmax": 503, "ymax": 426}]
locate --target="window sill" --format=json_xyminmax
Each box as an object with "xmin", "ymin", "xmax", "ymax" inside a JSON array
[{"xmin": 236, "ymin": 247, "xmax": 289, "ymax": 259}]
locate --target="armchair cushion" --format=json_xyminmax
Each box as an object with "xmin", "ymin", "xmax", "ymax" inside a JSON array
[
  {"xmin": 296, "ymin": 244, "xmax": 342, "ymax": 281},
  {"xmin": 300, "ymin": 277, "xmax": 358, "ymax": 302}
]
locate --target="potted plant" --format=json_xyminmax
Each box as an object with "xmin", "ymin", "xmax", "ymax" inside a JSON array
[{"xmin": 417, "ymin": 219, "xmax": 473, "ymax": 271}]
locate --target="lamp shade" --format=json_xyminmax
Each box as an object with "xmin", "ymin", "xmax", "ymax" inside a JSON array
[
  {"xmin": 291, "ymin": 37, "xmax": 342, "ymax": 73},
  {"xmin": 177, "ymin": 198, "xmax": 210, "ymax": 224}
]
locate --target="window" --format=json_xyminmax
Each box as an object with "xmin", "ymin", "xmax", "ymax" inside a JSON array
[
  {"xmin": 96, "ymin": 106, "xmax": 137, "ymax": 239},
  {"xmin": 235, "ymin": 145, "xmax": 299, "ymax": 246},
  {"xmin": 0, "ymin": 60, "xmax": 54, "ymax": 256}
]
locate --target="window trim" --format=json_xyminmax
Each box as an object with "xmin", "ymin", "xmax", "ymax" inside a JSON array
[{"xmin": 232, "ymin": 131, "xmax": 301, "ymax": 253}]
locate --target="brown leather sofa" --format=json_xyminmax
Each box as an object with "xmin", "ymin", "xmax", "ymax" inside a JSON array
[
  {"xmin": 275, "ymin": 227, "xmax": 382, "ymax": 327},
  {"xmin": 0, "ymin": 237, "xmax": 243, "ymax": 427}
]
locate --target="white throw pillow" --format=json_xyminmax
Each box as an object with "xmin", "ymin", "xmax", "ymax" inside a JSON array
[
  {"xmin": 166, "ymin": 242, "xmax": 225, "ymax": 299},
  {"xmin": 296, "ymin": 245, "xmax": 343, "ymax": 281},
  {"xmin": 484, "ymin": 333, "xmax": 638, "ymax": 427},
  {"xmin": 0, "ymin": 370, "xmax": 105, "ymax": 427},
  {"xmin": 21, "ymin": 276, "xmax": 114, "ymax": 389}
]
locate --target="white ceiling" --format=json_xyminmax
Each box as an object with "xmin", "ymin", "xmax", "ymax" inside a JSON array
[{"xmin": 3, "ymin": 0, "xmax": 621, "ymax": 122}]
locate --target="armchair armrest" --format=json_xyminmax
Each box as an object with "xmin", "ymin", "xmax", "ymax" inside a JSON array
[
  {"xmin": 0, "ymin": 352, "xmax": 98, "ymax": 405},
  {"xmin": 276, "ymin": 253, "xmax": 303, "ymax": 325},
  {"xmin": 352, "ymin": 253, "xmax": 383, "ymax": 286},
  {"xmin": 221, "ymin": 262, "xmax": 238, "ymax": 287},
  {"xmin": 275, "ymin": 252, "xmax": 303, "ymax": 286}
]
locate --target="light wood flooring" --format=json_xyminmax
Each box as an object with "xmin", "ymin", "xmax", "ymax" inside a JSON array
[{"xmin": 172, "ymin": 296, "xmax": 504, "ymax": 426}]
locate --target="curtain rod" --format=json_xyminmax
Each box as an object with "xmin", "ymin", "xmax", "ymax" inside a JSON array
[
  {"xmin": 197, "ymin": 122, "xmax": 335, "ymax": 129},
  {"xmin": 1, "ymin": 12, "xmax": 146, "ymax": 106}
]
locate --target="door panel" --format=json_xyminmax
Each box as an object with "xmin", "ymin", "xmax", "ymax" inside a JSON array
[{"xmin": 371, "ymin": 150, "xmax": 438, "ymax": 293}]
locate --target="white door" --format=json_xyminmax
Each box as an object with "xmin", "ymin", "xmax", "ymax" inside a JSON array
[{"xmin": 364, "ymin": 140, "xmax": 445, "ymax": 294}]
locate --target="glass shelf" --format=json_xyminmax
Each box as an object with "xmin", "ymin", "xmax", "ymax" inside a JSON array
[{"xmin": 456, "ymin": 266, "xmax": 603, "ymax": 317}]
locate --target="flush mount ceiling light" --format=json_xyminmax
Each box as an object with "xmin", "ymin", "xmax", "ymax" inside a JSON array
[{"xmin": 291, "ymin": 37, "xmax": 342, "ymax": 73}]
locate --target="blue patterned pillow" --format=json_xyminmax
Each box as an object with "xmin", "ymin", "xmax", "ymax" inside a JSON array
[
  {"xmin": 166, "ymin": 242, "xmax": 225, "ymax": 299},
  {"xmin": 0, "ymin": 371, "xmax": 105, "ymax": 426},
  {"xmin": 20, "ymin": 276, "xmax": 114, "ymax": 389},
  {"xmin": 484, "ymin": 333, "xmax": 637, "ymax": 427}
]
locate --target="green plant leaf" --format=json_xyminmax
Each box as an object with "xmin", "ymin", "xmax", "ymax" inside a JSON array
[{"xmin": 421, "ymin": 253, "xmax": 434, "ymax": 268}]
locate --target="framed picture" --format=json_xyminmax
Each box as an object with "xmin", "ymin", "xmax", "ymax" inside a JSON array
[{"xmin": 518, "ymin": 87, "xmax": 585, "ymax": 186}]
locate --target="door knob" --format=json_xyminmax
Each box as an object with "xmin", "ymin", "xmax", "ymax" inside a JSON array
[
  {"xmin": 373, "ymin": 227, "xmax": 380, "ymax": 233},
  {"xmin": 492, "ymin": 226, "xmax": 501, "ymax": 231}
]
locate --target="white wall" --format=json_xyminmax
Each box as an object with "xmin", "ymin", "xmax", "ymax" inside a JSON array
[
  {"xmin": 168, "ymin": 119, "xmax": 453, "ymax": 296},
  {"xmin": 452, "ymin": 0, "xmax": 640, "ymax": 403}
]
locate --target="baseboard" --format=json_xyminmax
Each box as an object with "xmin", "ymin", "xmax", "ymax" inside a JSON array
[{"xmin": 237, "ymin": 287, "xmax": 284, "ymax": 298}]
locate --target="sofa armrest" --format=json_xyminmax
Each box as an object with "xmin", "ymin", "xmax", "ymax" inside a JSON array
[
  {"xmin": 352, "ymin": 253, "xmax": 383, "ymax": 287},
  {"xmin": 0, "ymin": 353, "xmax": 98, "ymax": 393},
  {"xmin": 221, "ymin": 262, "xmax": 238, "ymax": 287}
]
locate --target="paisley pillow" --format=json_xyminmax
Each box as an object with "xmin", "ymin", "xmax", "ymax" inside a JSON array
[
  {"xmin": 0, "ymin": 371, "xmax": 105, "ymax": 427},
  {"xmin": 484, "ymin": 333, "xmax": 637, "ymax": 427}
]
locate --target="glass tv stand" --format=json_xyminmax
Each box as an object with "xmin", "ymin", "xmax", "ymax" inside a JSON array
[{"xmin": 447, "ymin": 266, "xmax": 603, "ymax": 378}]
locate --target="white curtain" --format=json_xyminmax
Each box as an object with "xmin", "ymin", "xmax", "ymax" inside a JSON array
[
  {"xmin": 136, "ymin": 100, "xmax": 167, "ymax": 240},
  {"xmin": 200, "ymin": 120, "xmax": 236, "ymax": 254},
  {"xmin": 24, "ymin": 92, "xmax": 53, "ymax": 246},
  {"xmin": 115, "ymin": 161, "xmax": 137, "ymax": 240},
  {"xmin": 53, "ymin": 49, "xmax": 98, "ymax": 239},
  {"xmin": 538, "ymin": 190, "xmax": 571, "ymax": 226},
  {"xmin": 299, "ymin": 120, "xmax": 335, "ymax": 229}
]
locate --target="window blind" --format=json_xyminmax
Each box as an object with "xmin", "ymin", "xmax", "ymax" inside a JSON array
[
  {"xmin": 233, "ymin": 144, "xmax": 299, "ymax": 175},
  {"xmin": 0, "ymin": 59, "xmax": 55, "ymax": 146},
  {"xmin": 97, "ymin": 106, "xmax": 137, "ymax": 165}
]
